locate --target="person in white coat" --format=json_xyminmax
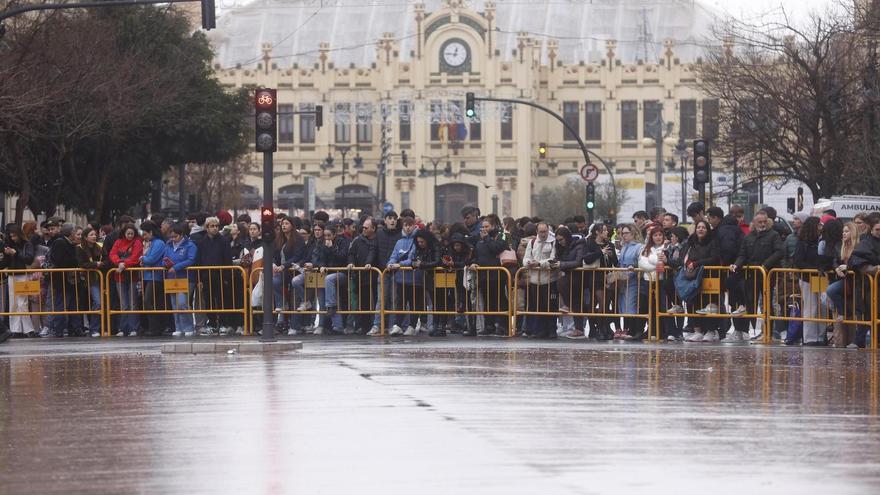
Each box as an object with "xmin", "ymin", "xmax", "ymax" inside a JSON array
[{"xmin": 522, "ymin": 222, "xmax": 558, "ymax": 338}]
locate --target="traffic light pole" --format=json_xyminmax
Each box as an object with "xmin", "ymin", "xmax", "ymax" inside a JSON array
[
  {"xmin": 472, "ymin": 95, "xmax": 617, "ymax": 220},
  {"xmin": 0, "ymin": 0, "xmax": 216, "ymax": 33},
  {"xmin": 261, "ymin": 151, "xmax": 276, "ymax": 343}
]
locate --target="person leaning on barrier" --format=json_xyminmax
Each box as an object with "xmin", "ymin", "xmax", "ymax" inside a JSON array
[
  {"xmin": 581, "ymin": 223, "xmax": 618, "ymax": 340},
  {"xmin": 370, "ymin": 211, "xmax": 402, "ymax": 335},
  {"xmin": 728, "ymin": 210, "xmax": 785, "ymax": 341},
  {"xmin": 385, "ymin": 217, "xmax": 419, "ymax": 336},
  {"xmin": 555, "ymin": 226, "xmax": 587, "ymax": 338},
  {"xmin": 522, "ymin": 222, "xmax": 558, "ymax": 339},
  {"xmin": 164, "ymin": 223, "xmax": 198, "ymax": 337},
  {"xmin": 469, "ymin": 217, "xmax": 510, "ymax": 337},
  {"xmin": 675, "ymin": 220, "xmax": 721, "ymax": 342},
  {"xmin": 793, "ymin": 217, "xmax": 824, "ymax": 345},
  {"xmin": 271, "ymin": 217, "xmax": 306, "ymax": 334},
  {"xmin": 194, "ymin": 217, "xmax": 234, "ymax": 336},
  {"xmin": 343, "ymin": 216, "xmax": 379, "ymax": 336},
  {"xmin": 616, "ymin": 223, "xmax": 644, "ymax": 340},
  {"xmin": 638, "ymin": 226, "xmax": 671, "ymax": 341},
  {"xmin": 2, "ymin": 223, "xmax": 36, "ymax": 338},
  {"xmin": 438, "ymin": 232, "xmax": 473, "ymax": 335},
  {"xmin": 42, "ymin": 223, "xmax": 86, "ymax": 338},
  {"xmin": 108, "ymin": 224, "xmax": 144, "ymax": 337},
  {"xmin": 826, "ymin": 222, "xmax": 861, "ymax": 347},
  {"xmin": 77, "ymin": 226, "xmax": 107, "ymax": 338},
  {"xmin": 137, "ymin": 221, "xmax": 167, "ymax": 338},
  {"xmin": 318, "ymin": 221, "xmax": 352, "ymax": 335},
  {"xmin": 289, "ymin": 223, "xmax": 327, "ymax": 334},
  {"xmin": 846, "ymin": 218, "xmax": 880, "ymax": 348},
  {"xmin": 410, "ymin": 229, "xmax": 441, "ymax": 336}
]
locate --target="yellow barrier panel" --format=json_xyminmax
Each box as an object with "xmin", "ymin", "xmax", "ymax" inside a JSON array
[
  {"xmin": 252, "ymin": 266, "xmax": 383, "ymax": 335},
  {"xmin": 0, "ymin": 268, "xmax": 105, "ymax": 337},
  {"xmin": 105, "ymin": 266, "xmax": 249, "ymax": 337},
  {"xmin": 514, "ymin": 267, "xmax": 653, "ymax": 339},
  {"xmin": 768, "ymin": 268, "xmax": 875, "ymax": 348},
  {"xmin": 383, "ymin": 266, "xmax": 512, "ymax": 336},
  {"xmin": 655, "ymin": 265, "xmax": 768, "ymax": 343},
  {"xmin": 875, "ymin": 272, "xmax": 879, "ymax": 350}
]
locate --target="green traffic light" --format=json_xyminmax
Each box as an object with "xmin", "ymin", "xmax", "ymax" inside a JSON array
[
  {"xmin": 586, "ymin": 201, "xmax": 595, "ymax": 210},
  {"xmin": 466, "ymin": 109, "xmax": 475, "ymax": 117}
]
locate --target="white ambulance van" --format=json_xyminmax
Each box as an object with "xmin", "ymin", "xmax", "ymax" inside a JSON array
[{"xmin": 811, "ymin": 196, "xmax": 880, "ymax": 220}]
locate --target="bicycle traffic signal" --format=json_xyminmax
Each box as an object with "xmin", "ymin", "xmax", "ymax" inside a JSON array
[
  {"xmin": 254, "ymin": 88, "xmax": 277, "ymax": 153},
  {"xmin": 692, "ymin": 139, "xmax": 710, "ymax": 189},
  {"xmin": 260, "ymin": 207, "xmax": 275, "ymax": 243}
]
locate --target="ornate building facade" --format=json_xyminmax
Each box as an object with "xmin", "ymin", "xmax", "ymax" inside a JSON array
[{"xmin": 209, "ymin": 0, "xmax": 720, "ymax": 222}]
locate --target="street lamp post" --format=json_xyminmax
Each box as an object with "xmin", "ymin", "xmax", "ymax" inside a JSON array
[
  {"xmin": 642, "ymin": 111, "xmax": 675, "ymax": 211},
  {"xmin": 420, "ymin": 155, "xmax": 450, "ymax": 219},
  {"xmin": 673, "ymin": 137, "xmax": 690, "ymax": 219}
]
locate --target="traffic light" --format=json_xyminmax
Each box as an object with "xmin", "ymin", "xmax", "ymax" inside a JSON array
[
  {"xmin": 401, "ymin": 150, "xmax": 408, "ymax": 167},
  {"xmin": 260, "ymin": 207, "xmax": 275, "ymax": 243},
  {"xmin": 538, "ymin": 142, "xmax": 547, "ymax": 159},
  {"xmin": 585, "ymin": 183, "xmax": 596, "ymax": 211},
  {"xmin": 465, "ymin": 92, "xmax": 475, "ymax": 118},
  {"xmin": 201, "ymin": 0, "xmax": 216, "ymax": 30},
  {"xmin": 254, "ymin": 88, "xmax": 277, "ymax": 152},
  {"xmin": 315, "ymin": 105, "xmax": 323, "ymax": 129},
  {"xmin": 797, "ymin": 186, "xmax": 804, "ymax": 211},
  {"xmin": 692, "ymin": 139, "xmax": 710, "ymax": 189}
]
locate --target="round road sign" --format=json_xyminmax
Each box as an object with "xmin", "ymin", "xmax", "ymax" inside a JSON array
[{"xmin": 580, "ymin": 163, "xmax": 599, "ymax": 182}]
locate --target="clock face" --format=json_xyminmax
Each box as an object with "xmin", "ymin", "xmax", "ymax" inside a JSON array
[{"xmin": 443, "ymin": 41, "xmax": 468, "ymax": 67}]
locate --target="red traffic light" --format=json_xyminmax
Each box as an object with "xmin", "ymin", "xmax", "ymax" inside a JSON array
[
  {"xmin": 261, "ymin": 207, "xmax": 275, "ymax": 223},
  {"xmin": 255, "ymin": 89, "xmax": 276, "ymax": 109}
]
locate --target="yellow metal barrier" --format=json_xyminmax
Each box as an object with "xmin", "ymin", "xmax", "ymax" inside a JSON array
[
  {"xmin": 0, "ymin": 268, "xmax": 105, "ymax": 336},
  {"xmin": 105, "ymin": 266, "xmax": 249, "ymax": 336},
  {"xmin": 874, "ymin": 272, "xmax": 879, "ymax": 350},
  {"xmin": 654, "ymin": 265, "xmax": 768, "ymax": 343},
  {"xmin": 513, "ymin": 267, "xmax": 653, "ymax": 339},
  {"xmin": 250, "ymin": 266, "xmax": 383, "ymax": 335},
  {"xmin": 768, "ymin": 268, "xmax": 876, "ymax": 348},
  {"xmin": 383, "ymin": 266, "xmax": 512, "ymax": 336}
]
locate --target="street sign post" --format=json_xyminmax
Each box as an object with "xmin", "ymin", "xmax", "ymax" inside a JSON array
[{"xmin": 580, "ymin": 163, "xmax": 599, "ymax": 183}]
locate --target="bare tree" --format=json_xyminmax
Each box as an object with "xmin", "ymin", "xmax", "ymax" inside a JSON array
[{"xmin": 533, "ymin": 178, "xmax": 628, "ymax": 225}]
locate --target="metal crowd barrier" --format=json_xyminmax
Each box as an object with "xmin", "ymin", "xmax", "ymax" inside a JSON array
[
  {"xmin": 0, "ymin": 268, "xmax": 106, "ymax": 336},
  {"xmin": 105, "ymin": 266, "xmax": 250, "ymax": 336},
  {"xmin": 513, "ymin": 267, "xmax": 653, "ymax": 338},
  {"xmin": 250, "ymin": 266, "xmax": 383, "ymax": 334},
  {"xmin": 654, "ymin": 265, "xmax": 769, "ymax": 343},
  {"xmin": 875, "ymin": 272, "xmax": 880, "ymax": 350},
  {"xmin": 383, "ymin": 266, "xmax": 512, "ymax": 335},
  {"xmin": 768, "ymin": 268, "xmax": 876, "ymax": 348}
]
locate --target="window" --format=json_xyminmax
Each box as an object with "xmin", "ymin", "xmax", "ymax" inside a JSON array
[
  {"xmin": 399, "ymin": 100, "xmax": 411, "ymax": 141},
  {"xmin": 585, "ymin": 101, "xmax": 602, "ymax": 141},
  {"xmin": 448, "ymin": 100, "xmax": 467, "ymax": 143},
  {"xmin": 299, "ymin": 103, "xmax": 315, "ymax": 143},
  {"xmin": 702, "ymin": 99, "xmax": 719, "ymax": 140},
  {"xmin": 334, "ymin": 103, "xmax": 351, "ymax": 143},
  {"xmin": 643, "ymin": 100, "xmax": 661, "ymax": 139},
  {"xmin": 355, "ymin": 103, "xmax": 372, "ymax": 143},
  {"xmin": 563, "ymin": 101, "xmax": 579, "ymax": 141},
  {"xmin": 278, "ymin": 104, "xmax": 294, "ymax": 143},
  {"xmin": 500, "ymin": 102, "xmax": 513, "ymax": 140},
  {"xmin": 680, "ymin": 100, "xmax": 697, "ymax": 140},
  {"xmin": 621, "ymin": 100, "xmax": 638, "ymax": 140},
  {"xmin": 430, "ymin": 100, "xmax": 443, "ymax": 141}
]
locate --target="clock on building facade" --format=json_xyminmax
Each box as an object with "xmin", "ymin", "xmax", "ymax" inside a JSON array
[{"xmin": 439, "ymin": 38, "xmax": 471, "ymax": 74}]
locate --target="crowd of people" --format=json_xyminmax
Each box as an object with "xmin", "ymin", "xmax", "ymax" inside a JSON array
[{"xmin": 1, "ymin": 202, "xmax": 879, "ymax": 347}]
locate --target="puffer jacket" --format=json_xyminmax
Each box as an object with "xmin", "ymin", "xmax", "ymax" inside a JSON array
[
  {"xmin": 1, "ymin": 238, "xmax": 35, "ymax": 270},
  {"xmin": 715, "ymin": 215, "xmax": 744, "ymax": 265},
  {"xmin": 556, "ymin": 237, "xmax": 586, "ymax": 270},
  {"xmin": 388, "ymin": 228, "xmax": 418, "ymax": 284},
  {"xmin": 522, "ymin": 233, "xmax": 557, "ymax": 285},
  {"xmin": 638, "ymin": 245, "xmax": 667, "ymax": 281},
  {"xmin": 734, "ymin": 228, "xmax": 784, "ymax": 270}
]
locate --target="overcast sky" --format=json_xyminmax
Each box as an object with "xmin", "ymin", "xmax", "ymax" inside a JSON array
[{"xmin": 708, "ymin": 0, "xmax": 843, "ymax": 21}]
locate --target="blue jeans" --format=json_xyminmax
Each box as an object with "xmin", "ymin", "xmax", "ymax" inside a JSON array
[
  {"xmin": 826, "ymin": 279, "xmax": 845, "ymax": 315},
  {"xmin": 372, "ymin": 273, "xmax": 410, "ymax": 328},
  {"xmin": 117, "ymin": 280, "xmax": 139, "ymax": 332},
  {"xmin": 169, "ymin": 291, "xmax": 193, "ymax": 333},
  {"xmin": 48, "ymin": 282, "xmax": 82, "ymax": 335},
  {"xmin": 89, "ymin": 284, "xmax": 102, "ymax": 333},
  {"xmin": 325, "ymin": 272, "xmax": 344, "ymax": 329}
]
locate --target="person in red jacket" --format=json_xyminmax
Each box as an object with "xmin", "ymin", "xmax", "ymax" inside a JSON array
[{"xmin": 109, "ymin": 224, "xmax": 144, "ymax": 336}]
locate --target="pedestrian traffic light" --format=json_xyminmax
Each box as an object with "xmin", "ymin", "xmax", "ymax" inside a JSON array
[
  {"xmin": 692, "ymin": 139, "xmax": 710, "ymax": 189},
  {"xmin": 538, "ymin": 143, "xmax": 547, "ymax": 159},
  {"xmin": 254, "ymin": 88, "xmax": 277, "ymax": 152},
  {"xmin": 586, "ymin": 183, "xmax": 596, "ymax": 211},
  {"xmin": 201, "ymin": 0, "xmax": 216, "ymax": 30},
  {"xmin": 401, "ymin": 150, "xmax": 408, "ymax": 167},
  {"xmin": 465, "ymin": 92, "xmax": 475, "ymax": 118},
  {"xmin": 315, "ymin": 105, "xmax": 323, "ymax": 129},
  {"xmin": 261, "ymin": 207, "xmax": 275, "ymax": 243}
]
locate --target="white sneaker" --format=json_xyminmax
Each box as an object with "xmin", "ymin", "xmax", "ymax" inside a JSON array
[
  {"xmin": 389, "ymin": 325, "xmax": 403, "ymax": 336},
  {"xmin": 695, "ymin": 304, "xmax": 719, "ymax": 315},
  {"xmin": 668, "ymin": 305, "xmax": 685, "ymax": 314},
  {"xmin": 846, "ymin": 343, "xmax": 859, "ymax": 349},
  {"xmin": 184, "ymin": 331, "xmax": 195, "ymax": 338},
  {"xmin": 720, "ymin": 330, "xmax": 745, "ymax": 343},
  {"xmin": 367, "ymin": 326, "xmax": 381, "ymax": 336},
  {"xmin": 172, "ymin": 331, "xmax": 183, "ymax": 337},
  {"xmin": 731, "ymin": 305, "xmax": 747, "ymax": 316},
  {"xmin": 682, "ymin": 331, "xmax": 694, "ymax": 340},
  {"xmin": 313, "ymin": 327, "xmax": 324, "ymax": 335},
  {"xmin": 686, "ymin": 331, "xmax": 705, "ymax": 342},
  {"xmin": 296, "ymin": 301, "xmax": 312, "ymax": 311},
  {"xmin": 403, "ymin": 326, "xmax": 417, "ymax": 336},
  {"xmin": 702, "ymin": 330, "xmax": 720, "ymax": 342},
  {"xmin": 219, "ymin": 327, "xmax": 231, "ymax": 336},
  {"xmin": 667, "ymin": 335, "xmax": 677, "ymax": 341},
  {"xmin": 128, "ymin": 331, "xmax": 138, "ymax": 337},
  {"xmin": 287, "ymin": 329, "xmax": 298, "ymax": 336},
  {"xmin": 115, "ymin": 331, "xmax": 125, "ymax": 337},
  {"xmin": 235, "ymin": 327, "xmax": 245, "ymax": 335},
  {"xmin": 91, "ymin": 332, "xmax": 101, "ymax": 338},
  {"xmin": 199, "ymin": 327, "xmax": 216, "ymax": 336}
]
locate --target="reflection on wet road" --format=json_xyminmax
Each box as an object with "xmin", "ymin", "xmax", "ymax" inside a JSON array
[{"xmin": 1, "ymin": 339, "xmax": 879, "ymax": 494}]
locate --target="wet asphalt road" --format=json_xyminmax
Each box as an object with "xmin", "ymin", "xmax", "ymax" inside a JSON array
[{"xmin": 1, "ymin": 336, "xmax": 879, "ymax": 494}]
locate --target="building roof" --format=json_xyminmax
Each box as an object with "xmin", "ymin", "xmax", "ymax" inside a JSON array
[{"xmin": 210, "ymin": 0, "xmax": 720, "ymax": 69}]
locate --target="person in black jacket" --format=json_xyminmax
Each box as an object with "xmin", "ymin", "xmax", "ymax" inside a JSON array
[
  {"xmin": 677, "ymin": 221, "xmax": 721, "ymax": 342},
  {"xmin": 410, "ymin": 229, "xmax": 440, "ymax": 335},
  {"xmin": 581, "ymin": 223, "xmax": 618, "ymax": 340},
  {"xmin": 370, "ymin": 211, "xmax": 403, "ymax": 334},
  {"xmin": 469, "ymin": 218, "xmax": 510, "ymax": 336},
  {"xmin": 341, "ymin": 217, "xmax": 379, "ymax": 335},
  {"xmin": 195, "ymin": 217, "xmax": 234, "ymax": 335},
  {"xmin": 2, "ymin": 224, "xmax": 37, "ymax": 338},
  {"xmin": 708, "ymin": 207, "xmax": 747, "ymax": 341},
  {"xmin": 847, "ymin": 218, "xmax": 880, "ymax": 348},
  {"xmin": 793, "ymin": 217, "xmax": 824, "ymax": 345},
  {"xmin": 436, "ymin": 233, "xmax": 472, "ymax": 335},
  {"xmin": 555, "ymin": 227, "xmax": 587, "ymax": 338},
  {"xmin": 318, "ymin": 222, "xmax": 352, "ymax": 334},
  {"xmin": 44, "ymin": 223, "xmax": 84, "ymax": 338}
]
